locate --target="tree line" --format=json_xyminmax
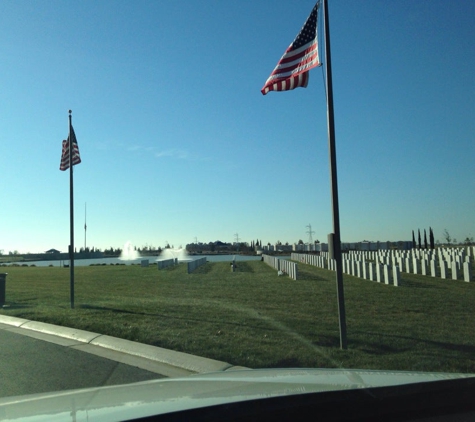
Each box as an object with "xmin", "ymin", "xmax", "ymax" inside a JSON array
[{"xmin": 411, "ymin": 228, "xmax": 474, "ymax": 248}]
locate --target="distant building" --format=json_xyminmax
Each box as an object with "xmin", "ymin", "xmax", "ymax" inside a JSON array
[
  {"xmin": 45, "ymin": 248, "xmax": 61, "ymax": 254},
  {"xmin": 292, "ymin": 241, "xmax": 412, "ymax": 253}
]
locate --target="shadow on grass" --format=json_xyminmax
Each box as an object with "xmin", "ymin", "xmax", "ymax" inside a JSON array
[
  {"xmin": 160, "ymin": 264, "xmax": 183, "ymax": 272},
  {"xmin": 1, "ymin": 303, "xmax": 31, "ymax": 310},
  {"xmin": 233, "ymin": 262, "xmax": 254, "ymax": 273},
  {"xmin": 353, "ymin": 330, "xmax": 475, "ymax": 355},
  {"xmin": 79, "ymin": 303, "xmax": 284, "ymax": 333},
  {"xmin": 397, "ymin": 278, "xmax": 444, "ymax": 289},
  {"xmin": 297, "ymin": 268, "xmax": 328, "ymax": 282},
  {"xmin": 11, "ymin": 297, "xmax": 39, "ymax": 303},
  {"xmin": 192, "ymin": 263, "xmax": 214, "ymax": 275},
  {"xmin": 273, "ymin": 357, "xmax": 302, "ymax": 367},
  {"xmin": 314, "ymin": 334, "xmax": 341, "ymax": 348},
  {"xmin": 80, "ymin": 304, "xmax": 139, "ymax": 315}
]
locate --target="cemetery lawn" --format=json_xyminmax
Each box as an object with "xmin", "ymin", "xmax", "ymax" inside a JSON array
[{"xmin": 1, "ymin": 260, "xmax": 475, "ymax": 374}]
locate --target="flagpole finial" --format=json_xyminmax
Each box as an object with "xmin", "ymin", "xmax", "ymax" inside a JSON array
[{"xmin": 69, "ymin": 110, "xmax": 72, "ymax": 115}]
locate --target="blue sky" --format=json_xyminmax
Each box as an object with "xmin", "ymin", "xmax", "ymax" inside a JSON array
[{"xmin": 1, "ymin": 0, "xmax": 474, "ymax": 254}]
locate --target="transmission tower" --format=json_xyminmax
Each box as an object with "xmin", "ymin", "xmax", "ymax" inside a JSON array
[
  {"xmin": 234, "ymin": 233, "xmax": 240, "ymax": 252},
  {"xmin": 306, "ymin": 224, "xmax": 315, "ymax": 244}
]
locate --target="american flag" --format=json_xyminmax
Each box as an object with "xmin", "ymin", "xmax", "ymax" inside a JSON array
[
  {"xmin": 59, "ymin": 124, "xmax": 81, "ymax": 171},
  {"xmin": 261, "ymin": 2, "xmax": 321, "ymax": 95}
]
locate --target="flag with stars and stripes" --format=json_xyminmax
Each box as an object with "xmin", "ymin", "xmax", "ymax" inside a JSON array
[
  {"xmin": 60, "ymin": 124, "xmax": 81, "ymax": 171},
  {"xmin": 261, "ymin": 2, "xmax": 321, "ymax": 95}
]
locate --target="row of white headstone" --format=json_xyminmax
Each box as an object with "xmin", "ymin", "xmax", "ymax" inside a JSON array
[
  {"xmin": 345, "ymin": 248, "xmax": 473, "ymax": 282},
  {"xmin": 290, "ymin": 252, "xmax": 399, "ymax": 286},
  {"xmin": 347, "ymin": 246, "xmax": 474, "ymax": 264},
  {"xmin": 157, "ymin": 258, "xmax": 177, "ymax": 270},
  {"xmin": 187, "ymin": 257, "xmax": 207, "ymax": 274},
  {"xmin": 291, "ymin": 247, "xmax": 474, "ymax": 283},
  {"xmin": 262, "ymin": 254, "xmax": 298, "ymax": 280}
]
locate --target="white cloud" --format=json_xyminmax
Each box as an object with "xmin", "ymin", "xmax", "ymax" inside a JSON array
[{"xmin": 155, "ymin": 149, "xmax": 189, "ymax": 159}]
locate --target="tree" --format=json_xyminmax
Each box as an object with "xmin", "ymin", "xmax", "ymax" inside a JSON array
[
  {"xmin": 429, "ymin": 227, "xmax": 435, "ymax": 249},
  {"xmin": 239, "ymin": 242, "xmax": 250, "ymax": 253},
  {"xmin": 443, "ymin": 229, "xmax": 451, "ymax": 245},
  {"xmin": 418, "ymin": 229, "xmax": 422, "ymax": 249},
  {"xmin": 412, "ymin": 231, "xmax": 416, "ymax": 249},
  {"xmin": 424, "ymin": 229, "xmax": 428, "ymax": 249}
]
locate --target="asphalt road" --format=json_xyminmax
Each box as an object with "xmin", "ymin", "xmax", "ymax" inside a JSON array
[{"xmin": 0, "ymin": 328, "xmax": 165, "ymax": 398}]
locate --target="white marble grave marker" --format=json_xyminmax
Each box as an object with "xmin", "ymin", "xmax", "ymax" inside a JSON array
[
  {"xmin": 393, "ymin": 266, "xmax": 400, "ymax": 286},
  {"xmin": 463, "ymin": 262, "xmax": 472, "ymax": 282}
]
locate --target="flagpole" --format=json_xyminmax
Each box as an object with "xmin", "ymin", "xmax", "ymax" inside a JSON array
[
  {"xmin": 69, "ymin": 110, "xmax": 75, "ymax": 309},
  {"xmin": 84, "ymin": 202, "xmax": 87, "ymax": 251},
  {"xmin": 323, "ymin": 0, "xmax": 347, "ymax": 349}
]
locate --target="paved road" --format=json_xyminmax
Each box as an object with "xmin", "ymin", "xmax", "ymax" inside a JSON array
[
  {"xmin": 0, "ymin": 328, "xmax": 165, "ymax": 398},
  {"xmin": 0, "ymin": 316, "xmax": 240, "ymax": 402}
]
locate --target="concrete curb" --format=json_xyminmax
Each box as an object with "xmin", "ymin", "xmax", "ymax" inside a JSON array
[
  {"xmin": 20, "ymin": 320, "xmax": 101, "ymax": 343},
  {"xmin": 90, "ymin": 335, "xmax": 232, "ymax": 374},
  {"xmin": 0, "ymin": 315, "xmax": 247, "ymax": 374}
]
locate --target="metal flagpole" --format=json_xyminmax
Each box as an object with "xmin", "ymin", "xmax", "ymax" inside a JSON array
[
  {"xmin": 322, "ymin": 0, "xmax": 347, "ymax": 349},
  {"xmin": 84, "ymin": 202, "xmax": 87, "ymax": 251},
  {"xmin": 69, "ymin": 110, "xmax": 75, "ymax": 309}
]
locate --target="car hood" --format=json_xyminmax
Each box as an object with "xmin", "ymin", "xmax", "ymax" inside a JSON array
[{"xmin": 0, "ymin": 368, "xmax": 474, "ymax": 421}]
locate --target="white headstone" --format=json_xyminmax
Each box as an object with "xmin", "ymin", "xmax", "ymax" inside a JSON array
[
  {"xmin": 440, "ymin": 260, "xmax": 448, "ymax": 279},
  {"xmin": 421, "ymin": 260, "xmax": 428, "ymax": 276},
  {"xmin": 362, "ymin": 262, "xmax": 369, "ymax": 280},
  {"xmin": 463, "ymin": 262, "xmax": 472, "ymax": 282},
  {"xmin": 376, "ymin": 264, "xmax": 382, "ymax": 283},
  {"xmin": 383, "ymin": 265, "xmax": 391, "ymax": 285},
  {"xmin": 412, "ymin": 257, "xmax": 419, "ymax": 274},
  {"xmin": 369, "ymin": 262, "xmax": 375, "ymax": 281},
  {"xmin": 451, "ymin": 261, "xmax": 458, "ymax": 280},
  {"xmin": 392, "ymin": 266, "xmax": 400, "ymax": 287}
]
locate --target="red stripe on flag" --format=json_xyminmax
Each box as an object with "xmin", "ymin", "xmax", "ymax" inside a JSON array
[{"xmin": 59, "ymin": 125, "xmax": 81, "ymax": 171}]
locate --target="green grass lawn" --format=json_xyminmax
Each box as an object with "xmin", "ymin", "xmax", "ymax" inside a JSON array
[{"xmin": 1, "ymin": 260, "xmax": 474, "ymax": 373}]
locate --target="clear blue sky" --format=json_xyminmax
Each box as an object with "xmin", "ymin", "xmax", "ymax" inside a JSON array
[{"xmin": 1, "ymin": 0, "xmax": 474, "ymax": 254}]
